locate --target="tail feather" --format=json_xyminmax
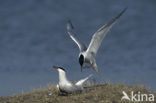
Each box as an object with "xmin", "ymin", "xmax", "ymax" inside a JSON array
[
  {"xmin": 75, "ymin": 74, "xmax": 93, "ymax": 86},
  {"xmin": 91, "ymin": 62, "xmax": 98, "ymax": 73}
]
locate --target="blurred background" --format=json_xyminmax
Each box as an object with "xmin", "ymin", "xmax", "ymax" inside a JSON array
[{"xmin": 0, "ymin": 0, "xmax": 156, "ymax": 96}]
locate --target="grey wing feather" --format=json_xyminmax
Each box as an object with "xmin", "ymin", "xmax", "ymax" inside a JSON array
[
  {"xmin": 67, "ymin": 20, "xmax": 87, "ymax": 52},
  {"xmin": 86, "ymin": 8, "xmax": 127, "ymax": 56},
  {"xmin": 75, "ymin": 74, "xmax": 93, "ymax": 86}
]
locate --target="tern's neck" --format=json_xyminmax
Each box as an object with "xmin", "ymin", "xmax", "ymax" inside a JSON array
[{"xmin": 58, "ymin": 71, "xmax": 69, "ymax": 84}]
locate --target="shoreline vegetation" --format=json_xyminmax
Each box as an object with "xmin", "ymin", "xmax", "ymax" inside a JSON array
[{"xmin": 0, "ymin": 83, "xmax": 155, "ymax": 103}]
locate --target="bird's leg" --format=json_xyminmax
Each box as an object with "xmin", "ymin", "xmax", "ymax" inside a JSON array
[
  {"xmin": 63, "ymin": 93, "xmax": 72, "ymax": 97},
  {"xmin": 84, "ymin": 64, "xmax": 91, "ymax": 69}
]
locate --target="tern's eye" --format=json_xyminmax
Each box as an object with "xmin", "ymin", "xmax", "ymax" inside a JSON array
[{"xmin": 59, "ymin": 67, "xmax": 66, "ymax": 72}]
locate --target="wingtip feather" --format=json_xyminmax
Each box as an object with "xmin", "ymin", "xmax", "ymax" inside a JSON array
[{"xmin": 67, "ymin": 20, "xmax": 74, "ymax": 30}]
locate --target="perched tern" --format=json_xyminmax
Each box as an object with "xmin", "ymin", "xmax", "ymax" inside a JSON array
[
  {"xmin": 67, "ymin": 8, "xmax": 126, "ymax": 72},
  {"xmin": 53, "ymin": 66, "xmax": 93, "ymax": 95}
]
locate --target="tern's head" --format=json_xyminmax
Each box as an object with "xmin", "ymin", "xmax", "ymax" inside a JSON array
[
  {"xmin": 53, "ymin": 66, "xmax": 68, "ymax": 82},
  {"xmin": 79, "ymin": 54, "xmax": 84, "ymax": 68},
  {"xmin": 53, "ymin": 66, "xmax": 66, "ymax": 73}
]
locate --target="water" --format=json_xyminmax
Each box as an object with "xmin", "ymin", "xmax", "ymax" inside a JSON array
[{"xmin": 0, "ymin": 0, "xmax": 156, "ymax": 96}]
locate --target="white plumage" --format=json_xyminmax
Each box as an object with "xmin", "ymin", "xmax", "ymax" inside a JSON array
[
  {"xmin": 67, "ymin": 8, "xmax": 126, "ymax": 72},
  {"xmin": 53, "ymin": 66, "xmax": 92, "ymax": 94}
]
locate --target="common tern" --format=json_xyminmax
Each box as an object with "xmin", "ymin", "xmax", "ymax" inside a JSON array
[
  {"xmin": 67, "ymin": 8, "xmax": 126, "ymax": 72},
  {"xmin": 53, "ymin": 66, "xmax": 93, "ymax": 95}
]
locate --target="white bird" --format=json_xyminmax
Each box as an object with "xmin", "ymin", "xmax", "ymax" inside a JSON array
[
  {"xmin": 66, "ymin": 8, "xmax": 126, "ymax": 72},
  {"xmin": 53, "ymin": 66, "xmax": 93, "ymax": 95}
]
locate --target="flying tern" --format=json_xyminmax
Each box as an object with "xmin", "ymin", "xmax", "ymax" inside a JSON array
[
  {"xmin": 53, "ymin": 66, "xmax": 93, "ymax": 95},
  {"xmin": 66, "ymin": 8, "xmax": 126, "ymax": 72}
]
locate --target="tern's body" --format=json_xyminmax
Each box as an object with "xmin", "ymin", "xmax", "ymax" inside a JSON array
[
  {"xmin": 53, "ymin": 66, "xmax": 92, "ymax": 94},
  {"xmin": 67, "ymin": 8, "xmax": 126, "ymax": 72},
  {"xmin": 80, "ymin": 51, "xmax": 97, "ymax": 71}
]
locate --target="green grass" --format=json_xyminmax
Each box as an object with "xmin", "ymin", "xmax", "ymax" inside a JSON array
[{"xmin": 0, "ymin": 83, "xmax": 155, "ymax": 103}]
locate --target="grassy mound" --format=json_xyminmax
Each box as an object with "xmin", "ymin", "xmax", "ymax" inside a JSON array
[{"xmin": 0, "ymin": 84, "xmax": 155, "ymax": 103}]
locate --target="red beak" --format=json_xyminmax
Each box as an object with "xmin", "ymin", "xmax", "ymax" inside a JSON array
[{"xmin": 53, "ymin": 66, "xmax": 58, "ymax": 70}]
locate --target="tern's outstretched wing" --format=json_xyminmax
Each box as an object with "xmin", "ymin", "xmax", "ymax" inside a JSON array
[
  {"xmin": 75, "ymin": 74, "xmax": 93, "ymax": 86},
  {"xmin": 86, "ymin": 8, "xmax": 126, "ymax": 56},
  {"xmin": 67, "ymin": 20, "xmax": 87, "ymax": 52}
]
